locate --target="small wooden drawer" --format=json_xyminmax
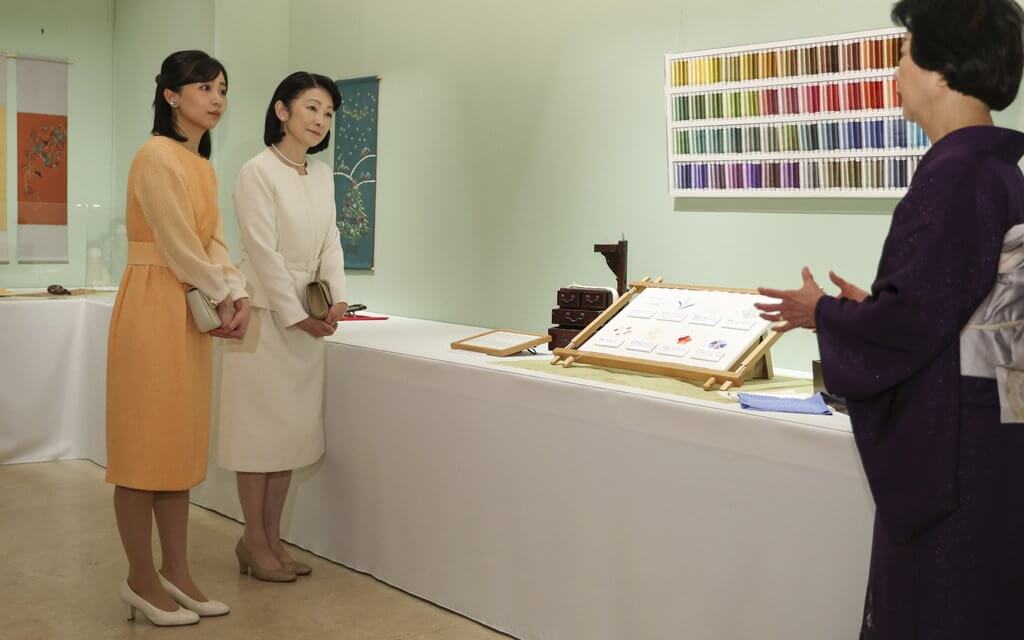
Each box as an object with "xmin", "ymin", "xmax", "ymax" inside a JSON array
[
  {"xmin": 556, "ymin": 288, "xmax": 581, "ymax": 309},
  {"xmin": 580, "ymin": 289, "xmax": 613, "ymax": 310},
  {"xmin": 551, "ymin": 308, "xmax": 600, "ymax": 328},
  {"xmin": 548, "ymin": 326, "xmax": 581, "ymax": 350}
]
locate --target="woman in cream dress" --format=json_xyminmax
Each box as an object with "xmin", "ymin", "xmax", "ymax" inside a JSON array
[{"xmin": 216, "ymin": 72, "xmax": 347, "ymax": 581}]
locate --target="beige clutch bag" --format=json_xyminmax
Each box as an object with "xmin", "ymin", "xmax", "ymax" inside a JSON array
[
  {"xmin": 186, "ymin": 287, "xmax": 222, "ymax": 333},
  {"xmin": 306, "ymin": 280, "xmax": 333, "ymax": 320}
]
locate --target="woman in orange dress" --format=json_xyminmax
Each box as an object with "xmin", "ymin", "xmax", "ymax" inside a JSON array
[{"xmin": 106, "ymin": 50, "xmax": 250, "ymax": 627}]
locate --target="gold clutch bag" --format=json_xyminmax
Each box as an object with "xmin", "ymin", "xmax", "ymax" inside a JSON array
[
  {"xmin": 186, "ymin": 287, "xmax": 222, "ymax": 333},
  {"xmin": 306, "ymin": 280, "xmax": 333, "ymax": 320}
]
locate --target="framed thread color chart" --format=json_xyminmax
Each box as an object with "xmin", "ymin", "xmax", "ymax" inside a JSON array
[{"xmin": 665, "ymin": 27, "xmax": 928, "ymax": 197}]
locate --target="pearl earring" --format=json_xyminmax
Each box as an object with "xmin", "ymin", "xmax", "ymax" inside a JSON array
[{"xmin": 169, "ymin": 99, "xmax": 179, "ymax": 108}]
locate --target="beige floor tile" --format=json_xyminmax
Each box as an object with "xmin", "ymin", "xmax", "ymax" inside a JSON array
[
  {"xmin": 411, "ymin": 617, "xmax": 512, "ymax": 640},
  {"xmin": 0, "ymin": 461, "xmax": 510, "ymax": 640},
  {"xmin": 1, "ymin": 614, "xmax": 125, "ymax": 640}
]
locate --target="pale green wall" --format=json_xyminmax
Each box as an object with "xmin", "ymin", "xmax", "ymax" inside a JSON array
[
  {"xmin": 0, "ymin": 0, "xmax": 114, "ymax": 287},
  {"xmin": 4, "ymin": 0, "xmax": 1024, "ymax": 371},
  {"xmin": 111, "ymin": 0, "xmax": 289, "ymax": 276},
  {"xmin": 4, "ymin": 0, "xmax": 287, "ymax": 288},
  {"xmin": 110, "ymin": 0, "xmax": 215, "ymax": 282},
  {"xmin": 209, "ymin": 0, "xmax": 291, "ymax": 254},
  {"xmin": 290, "ymin": 0, "xmax": 1024, "ymax": 371}
]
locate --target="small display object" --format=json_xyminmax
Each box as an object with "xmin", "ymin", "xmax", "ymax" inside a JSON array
[
  {"xmin": 594, "ymin": 238, "xmax": 628, "ymax": 295},
  {"xmin": 452, "ymin": 329, "xmax": 551, "ymax": 357},
  {"xmin": 551, "ymin": 278, "xmax": 781, "ymax": 390},
  {"xmin": 548, "ymin": 286, "xmax": 617, "ymax": 351},
  {"xmin": 665, "ymin": 27, "xmax": 929, "ymax": 197}
]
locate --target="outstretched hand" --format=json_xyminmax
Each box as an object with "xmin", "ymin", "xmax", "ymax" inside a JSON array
[
  {"xmin": 755, "ymin": 267, "xmax": 827, "ymax": 333},
  {"xmin": 828, "ymin": 270, "xmax": 869, "ymax": 302}
]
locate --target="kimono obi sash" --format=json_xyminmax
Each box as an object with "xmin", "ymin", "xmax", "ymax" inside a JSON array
[{"xmin": 961, "ymin": 223, "xmax": 1024, "ymax": 422}]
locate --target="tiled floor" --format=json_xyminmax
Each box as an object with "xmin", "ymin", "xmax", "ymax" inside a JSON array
[{"xmin": 0, "ymin": 460, "xmax": 510, "ymax": 639}]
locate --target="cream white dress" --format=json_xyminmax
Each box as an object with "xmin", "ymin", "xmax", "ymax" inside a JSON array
[{"xmin": 215, "ymin": 149, "xmax": 346, "ymax": 472}]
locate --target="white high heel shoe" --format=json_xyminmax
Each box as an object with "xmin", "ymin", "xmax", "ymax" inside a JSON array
[
  {"xmin": 120, "ymin": 580, "xmax": 199, "ymax": 626},
  {"xmin": 158, "ymin": 574, "xmax": 230, "ymax": 617}
]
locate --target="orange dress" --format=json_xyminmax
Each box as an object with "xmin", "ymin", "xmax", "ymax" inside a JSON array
[{"xmin": 105, "ymin": 136, "xmax": 247, "ymax": 491}]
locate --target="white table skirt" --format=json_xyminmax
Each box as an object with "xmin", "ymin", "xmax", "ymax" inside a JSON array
[
  {"xmin": 2, "ymin": 298, "xmax": 875, "ymax": 639},
  {"xmin": 1, "ymin": 295, "xmax": 112, "ymax": 465}
]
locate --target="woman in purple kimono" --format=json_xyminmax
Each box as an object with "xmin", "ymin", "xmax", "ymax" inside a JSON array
[{"xmin": 756, "ymin": 0, "xmax": 1024, "ymax": 637}]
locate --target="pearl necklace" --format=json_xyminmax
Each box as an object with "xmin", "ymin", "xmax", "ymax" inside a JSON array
[{"xmin": 270, "ymin": 143, "xmax": 306, "ymax": 168}]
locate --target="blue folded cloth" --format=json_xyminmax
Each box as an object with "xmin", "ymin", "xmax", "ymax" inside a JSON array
[{"xmin": 736, "ymin": 392, "xmax": 832, "ymax": 415}]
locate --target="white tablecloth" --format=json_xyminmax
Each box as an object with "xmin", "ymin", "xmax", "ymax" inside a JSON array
[
  {"xmin": 0, "ymin": 295, "xmax": 113, "ymax": 465},
  {"xmin": 1, "ymin": 297, "xmax": 875, "ymax": 639}
]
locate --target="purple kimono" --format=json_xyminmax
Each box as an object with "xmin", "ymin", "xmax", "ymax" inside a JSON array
[{"xmin": 816, "ymin": 126, "xmax": 1024, "ymax": 638}]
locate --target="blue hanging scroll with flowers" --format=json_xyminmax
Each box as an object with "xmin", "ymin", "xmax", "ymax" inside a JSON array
[{"xmin": 333, "ymin": 76, "xmax": 379, "ymax": 270}]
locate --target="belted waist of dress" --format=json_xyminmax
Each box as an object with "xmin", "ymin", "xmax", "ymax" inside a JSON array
[
  {"xmin": 240, "ymin": 252, "xmax": 319, "ymax": 273},
  {"xmin": 127, "ymin": 241, "xmax": 167, "ymax": 267}
]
